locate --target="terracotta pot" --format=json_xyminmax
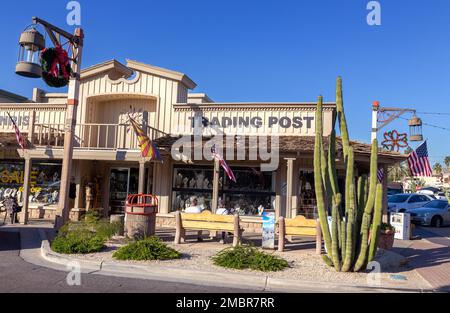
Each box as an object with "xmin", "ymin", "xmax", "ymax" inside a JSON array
[{"xmin": 378, "ymin": 230, "xmax": 395, "ymax": 250}]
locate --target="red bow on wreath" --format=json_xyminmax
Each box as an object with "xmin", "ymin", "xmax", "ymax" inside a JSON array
[
  {"xmin": 48, "ymin": 46, "xmax": 70, "ymax": 81},
  {"xmin": 40, "ymin": 45, "xmax": 73, "ymax": 88}
]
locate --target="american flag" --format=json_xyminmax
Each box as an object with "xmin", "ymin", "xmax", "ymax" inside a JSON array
[
  {"xmin": 211, "ymin": 144, "xmax": 237, "ymax": 183},
  {"xmin": 407, "ymin": 141, "xmax": 433, "ymax": 177},
  {"xmin": 377, "ymin": 168, "xmax": 384, "ymax": 183},
  {"xmin": 6, "ymin": 112, "xmax": 26, "ymax": 150}
]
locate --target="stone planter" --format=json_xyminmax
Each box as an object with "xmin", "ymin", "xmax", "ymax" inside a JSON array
[{"xmin": 378, "ymin": 230, "xmax": 395, "ymax": 250}]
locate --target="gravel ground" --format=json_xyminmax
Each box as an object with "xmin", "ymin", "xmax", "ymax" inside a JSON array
[{"xmin": 66, "ymin": 231, "xmax": 431, "ymax": 290}]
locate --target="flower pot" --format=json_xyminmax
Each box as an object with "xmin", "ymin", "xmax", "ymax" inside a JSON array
[{"xmin": 379, "ymin": 230, "xmax": 395, "ymax": 250}]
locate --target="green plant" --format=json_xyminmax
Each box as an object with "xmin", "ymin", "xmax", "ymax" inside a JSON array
[
  {"xmin": 381, "ymin": 223, "xmax": 395, "ymax": 233},
  {"xmin": 314, "ymin": 77, "xmax": 384, "ymax": 272},
  {"xmin": 113, "ymin": 237, "xmax": 182, "ymax": 261},
  {"xmin": 51, "ymin": 216, "xmax": 120, "ymax": 254},
  {"xmin": 212, "ymin": 245, "xmax": 289, "ymax": 272},
  {"xmin": 51, "ymin": 229, "xmax": 105, "ymax": 254}
]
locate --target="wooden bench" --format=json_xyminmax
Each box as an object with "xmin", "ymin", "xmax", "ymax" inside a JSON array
[
  {"xmin": 278, "ymin": 215, "xmax": 322, "ymax": 255},
  {"xmin": 174, "ymin": 211, "xmax": 242, "ymax": 247}
]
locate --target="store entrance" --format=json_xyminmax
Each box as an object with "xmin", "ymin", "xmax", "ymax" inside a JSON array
[{"xmin": 109, "ymin": 168, "xmax": 139, "ymax": 214}]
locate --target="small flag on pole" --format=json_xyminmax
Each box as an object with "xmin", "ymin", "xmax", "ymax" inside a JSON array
[
  {"xmin": 6, "ymin": 112, "xmax": 26, "ymax": 150},
  {"xmin": 211, "ymin": 144, "xmax": 236, "ymax": 183},
  {"xmin": 407, "ymin": 141, "xmax": 433, "ymax": 177},
  {"xmin": 128, "ymin": 115, "xmax": 161, "ymax": 160}
]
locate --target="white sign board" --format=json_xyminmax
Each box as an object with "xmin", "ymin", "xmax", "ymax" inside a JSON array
[{"xmin": 390, "ymin": 213, "xmax": 411, "ymax": 240}]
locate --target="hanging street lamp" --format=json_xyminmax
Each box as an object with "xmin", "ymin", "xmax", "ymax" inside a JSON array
[
  {"xmin": 16, "ymin": 26, "xmax": 46, "ymax": 78},
  {"xmin": 15, "ymin": 17, "xmax": 84, "ymax": 229},
  {"xmin": 408, "ymin": 115, "xmax": 423, "ymax": 142}
]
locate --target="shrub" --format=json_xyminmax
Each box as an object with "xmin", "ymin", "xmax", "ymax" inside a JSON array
[
  {"xmin": 212, "ymin": 245, "xmax": 289, "ymax": 272},
  {"xmin": 113, "ymin": 237, "xmax": 182, "ymax": 261},
  {"xmin": 51, "ymin": 229, "xmax": 105, "ymax": 254},
  {"xmin": 51, "ymin": 215, "xmax": 121, "ymax": 254}
]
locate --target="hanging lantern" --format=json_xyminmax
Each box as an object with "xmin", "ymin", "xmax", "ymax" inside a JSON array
[
  {"xmin": 15, "ymin": 27, "xmax": 46, "ymax": 78},
  {"xmin": 408, "ymin": 115, "xmax": 423, "ymax": 142}
]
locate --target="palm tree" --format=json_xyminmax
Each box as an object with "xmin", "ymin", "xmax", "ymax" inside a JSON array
[
  {"xmin": 444, "ymin": 156, "xmax": 450, "ymax": 170},
  {"xmin": 388, "ymin": 162, "xmax": 410, "ymax": 182},
  {"xmin": 404, "ymin": 147, "xmax": 413, "ymax": 155},
  {"xmin": 433, "ymin": 162, "xmax": 443, "ymax": 175}
]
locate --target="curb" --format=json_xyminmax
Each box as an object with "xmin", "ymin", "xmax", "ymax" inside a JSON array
[{"xmin": 36, "ymin": 230, "xmax": 433, "ymax": 293}]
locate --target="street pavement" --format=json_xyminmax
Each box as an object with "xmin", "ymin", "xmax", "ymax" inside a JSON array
[
  {"xmin": 0, "ymin": 230, "xmax": 259, "ymax": 293},
  {"xmin": 393, "ymin": 226, "xmax": 450, "ymax": 292}
]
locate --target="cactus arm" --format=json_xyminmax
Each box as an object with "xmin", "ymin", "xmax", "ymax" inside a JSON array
[
  {"xmin": 368, "ymin": 184, "xmax": 384, "ymax": 262},
  {"xmin": 341, "ymin": 220, "xmax": 347, "ymax": 257},
  {"xmin": 331, "ymin": 194, "xmax": 342, "ymax": 271},
  {"xmin": 328, "ymin": 129, "xmax": 340, "ymax": 197},
  {"xmin": 354, "ymin": 140, "xmax": 379, "ymax": 270},
  {"xmin": 314, "ymin": 95, "xmax": 333, "ymax": 257},
  {"xmin": 336, "ymin": 76, "xmax": 350, "ymax": 159},
  {"xmin": 342, "ymin": 147, "xmax": 356, "ymax": 272}
]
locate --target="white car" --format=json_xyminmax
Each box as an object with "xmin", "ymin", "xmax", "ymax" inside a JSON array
[{"xmin": 388, "ymin": 193, "xmax": 434, "ymax": 213}]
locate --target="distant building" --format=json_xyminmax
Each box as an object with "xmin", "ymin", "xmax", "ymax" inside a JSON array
[{"xmin": 0, "ymin": 90, "xmax": 29, "ymax": 103}]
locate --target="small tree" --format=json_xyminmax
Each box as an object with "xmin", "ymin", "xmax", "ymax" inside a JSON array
[
  {"xmin": 444, "ymin": 156, "xmax": 450, "ymax": 170},
  {"xmin": 433, "ymin": 162, "xmax": 443, "ymax": 175}
]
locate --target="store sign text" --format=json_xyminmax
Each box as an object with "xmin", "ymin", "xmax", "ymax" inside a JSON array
[
  {"xmin": 0, "ymin": 115, "xmax": 29, "ymax": 127},
  {"xmin": 188, "ymin": 116, "xmax": 314, "ymax": 129}
]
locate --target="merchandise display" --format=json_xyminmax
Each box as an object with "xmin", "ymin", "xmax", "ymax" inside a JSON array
[{"xmin": 171, "ymin": 166, "xmax": 275, "ymax": 215}]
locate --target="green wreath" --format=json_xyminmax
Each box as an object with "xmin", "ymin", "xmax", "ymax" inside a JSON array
[{"xmin": 40, "ymin": 48, "xmax": 72, "ymax": 88}]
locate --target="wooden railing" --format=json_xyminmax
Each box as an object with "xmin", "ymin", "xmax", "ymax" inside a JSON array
[{"xmin": 32, "ymin": 123, "xmax": 168, "ymax": 150}]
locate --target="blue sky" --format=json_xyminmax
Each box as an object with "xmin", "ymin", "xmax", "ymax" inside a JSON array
[{"xmin": 1, "ymin": 0, "xmax": 449, "ymax": 165}]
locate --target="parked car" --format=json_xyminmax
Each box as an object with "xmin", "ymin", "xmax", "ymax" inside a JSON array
[
  {"xmin": 388, "ymin": 193, "xmax": 434, "ymax": 213},
  {"xmin": 409, "ymin": 200, "xmax": 450, "ymax": 228},
  {"xmin": 435, "ymin": 192, "xmax": 448, "ymax": 201}
]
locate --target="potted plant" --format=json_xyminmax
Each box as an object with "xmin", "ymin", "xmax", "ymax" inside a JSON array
[{"xmin": 379, "ymin": 223, "xmax": 396, "ymax": 250}]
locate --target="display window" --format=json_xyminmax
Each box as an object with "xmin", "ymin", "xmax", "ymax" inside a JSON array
[
  {"xmin": 172, "ymin": 165, "xmax": 275, "ymax": 216},
  {"xmin": 0, "ymin": 160, "xmax": 62, "ymax": 205}
]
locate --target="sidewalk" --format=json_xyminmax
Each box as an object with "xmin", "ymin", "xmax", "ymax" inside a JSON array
[
  {"xmin": 393, "ymin": 227, "xmax": 450, "ymax": 292},
  {"xmin": 5, "ymin": 224, "xmax": 434, "ymax": 293}
]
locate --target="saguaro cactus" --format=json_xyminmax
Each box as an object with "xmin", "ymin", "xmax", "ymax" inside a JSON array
[{"xmin": 314, "ymin": 77, "xmax": 384, "ymax": 272}]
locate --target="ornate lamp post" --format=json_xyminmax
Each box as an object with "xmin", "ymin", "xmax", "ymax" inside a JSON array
[
  {"xmin": 371, "ymin": 101, "xmax": 423, "ymax": 143},
  {"xmin": 16, "ymin": 17, "xmax": 84, "ymax": 228}
]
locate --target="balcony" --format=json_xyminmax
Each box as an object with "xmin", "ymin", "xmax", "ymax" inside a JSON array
[{"xmin": 31, "ymin": 123, "xmax": 168, "ymax": 151}]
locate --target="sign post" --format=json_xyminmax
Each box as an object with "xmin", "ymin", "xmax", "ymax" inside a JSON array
[{"xmin": 262, "ymin": 210, "xmax": 276, "ymax": 250}]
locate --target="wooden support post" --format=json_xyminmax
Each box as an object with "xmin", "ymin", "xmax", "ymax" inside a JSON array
[
  {"xmin": 232, "ymin": 213, "xmax": 240, "ymax": 247},
  {"xmin": 316, "ymin": 219, "xmax": 323, "ymax": 255},
  {"xmin": 174, "ymin": 211, "xmax": 182, "ymax": 244},
  {"xmin": 285, "ymin": 158, "xmax": 295, "ymax": 218},
  {"xmin": 138, "ymin": 159, "xmax": 146, "ymax": 194},
  {"xmin": 211, "ymin": 159, "xmax": 220, "ymax": 213},
  {"xmin": 20, "ymin": 157, "xmax": 32, "ymax": 225},
  {"xmin": 28, "ymin": 110, "xmax": 36, "ymax": 144},
  {"xmin": 278, "ymin": 216, "xmax": 286, "ymax": 252}
]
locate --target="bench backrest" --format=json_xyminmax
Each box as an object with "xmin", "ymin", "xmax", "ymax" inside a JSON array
[
  {"xmin": 283, "ymin": 215, "xmax": 318, "ymax": 237},
  {"xmin": 181, "ymin": 210, "xmax": 235, "ymax": 231}
]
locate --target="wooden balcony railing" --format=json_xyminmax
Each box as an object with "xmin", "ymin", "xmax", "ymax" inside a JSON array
[{"xmin": 32, "ymin": 123, "xmax": 168, "ymax": 150}]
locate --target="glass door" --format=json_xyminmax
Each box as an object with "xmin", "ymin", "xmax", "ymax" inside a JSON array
[{"xmin": 109, "ymin": 168, "xmax": 130, "ymax": 214}]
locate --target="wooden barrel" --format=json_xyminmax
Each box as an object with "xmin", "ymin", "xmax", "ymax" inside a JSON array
[
  {"xmin": 125, "ymin": 213, "xmax": 156, "ymax": 240},
  {"xmin": 110, "ymin": 214, "xmax": 125, "ymax": 236}
]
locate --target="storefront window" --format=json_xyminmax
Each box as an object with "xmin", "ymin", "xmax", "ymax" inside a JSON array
[
  {"xmin": 0, "ymin": 160, "xmax": 62, "ymax": 205},
  {"xmin": 223, "ymin": 167, "xmax": 275, "ymax": 216},
  {"xmin": 171, "ymin": 165, "xmax": 275, "ymax": 216},
  {"xmin": 172, "ymin": 166, "xmax": 214, "ymax": 212}
]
